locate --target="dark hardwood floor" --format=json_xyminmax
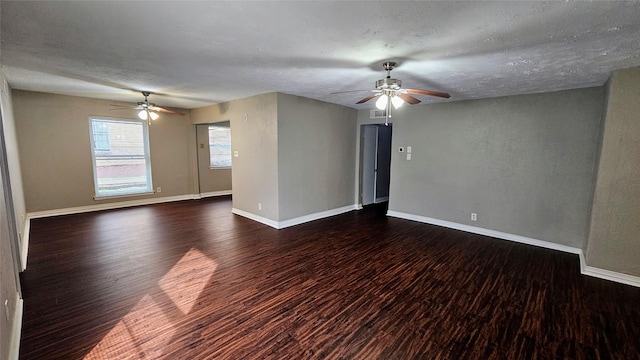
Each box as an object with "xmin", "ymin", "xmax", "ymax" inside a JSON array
[{"xmin": 20, "ymin": 196, "xmax": 640, "ymax": 359}]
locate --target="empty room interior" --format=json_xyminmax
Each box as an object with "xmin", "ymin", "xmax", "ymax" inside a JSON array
[{"xmin": 1, "ymin": 2, "xmax": 639, "ymax": 359}]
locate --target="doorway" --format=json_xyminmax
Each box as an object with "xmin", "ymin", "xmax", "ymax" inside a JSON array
[
  {"xmin": 360, "ymin": 124, "xmax": 392, "ymax": 206},
  {"xmin": 195, "ymin": 122, "xmax": 232, "ymax": 197}
]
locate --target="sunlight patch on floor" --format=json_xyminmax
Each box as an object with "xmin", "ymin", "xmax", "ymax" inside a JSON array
[
  {"xmin": 84, "ymin": 294, "xmax": 175, "ymax": 359},
  {"xmin": 159, "ymin": 248, "xmax": 218, "ymax": 314},
  {"xmin": 84, "ymin": 248, "xmax": 217, "ymax": 359}
]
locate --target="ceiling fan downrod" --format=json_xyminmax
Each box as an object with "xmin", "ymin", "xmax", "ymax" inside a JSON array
[
  {"xmin": 139, "ymin": 91, "xmax": 154, "ymax": 124},
  {"xmin": 383, "ymin": 61, "xmax": 396, "ymax": 78},
  {"xmin": 376, "ymin": 62, "xmax": 402, "ymax": 90},
  {"xmin": 141, "ymin": 91, "xmax": 151, "ymax": 106}
]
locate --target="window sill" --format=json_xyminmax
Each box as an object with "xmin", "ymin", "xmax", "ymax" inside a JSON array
[
  {"xmin": 94, "ymin": 191, "xmax": 155, "ymax": 201},
  {"xmin": 209, "ymin": 166, "xmax": 232, "ymax": 170}
]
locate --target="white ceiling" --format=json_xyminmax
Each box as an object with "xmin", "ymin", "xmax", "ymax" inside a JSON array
[{"xmin": 1, "ymin": 1, "xmax": 640, "ymax": 110}]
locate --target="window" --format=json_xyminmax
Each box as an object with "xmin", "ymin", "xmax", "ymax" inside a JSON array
[
  {"xmin": 208, "ymin": 124, "xmax": 231, "ymax": 168},
  {"xmin": 89, "ymin": 117, "xmax": 153, "ymax": 198},
  {"xmin": 91, "ymin": 121, "xmax": 111, "ymax": 151}
]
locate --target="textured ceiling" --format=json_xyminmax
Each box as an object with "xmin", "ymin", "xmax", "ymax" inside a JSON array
[{"xmin": 1, "ymin": 1, "xmax": 640, "ymax": 110}]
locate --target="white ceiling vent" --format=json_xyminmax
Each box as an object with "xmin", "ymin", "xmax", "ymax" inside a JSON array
[{"xmin": 370, "ymin": 109, "xmax": 387, "ymax": 119}]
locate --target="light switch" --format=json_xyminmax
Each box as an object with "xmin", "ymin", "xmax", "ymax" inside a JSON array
[
  {"xmin": 407, "ymin": 146, "xmax": 412, "ymax": 153},
  {"xmin": 407, "ymin": 153, "xmax": 412, "ymax": 160},
  {"xmin": 234, "ymin": 150, "xmax": 239, "ymax": 157}
]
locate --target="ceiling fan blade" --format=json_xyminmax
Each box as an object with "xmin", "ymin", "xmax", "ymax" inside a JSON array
[
  {"xmin": 356, "ymin": 94, "xmax": 378, "ymax": 104},
  {"xmin": 405, "ymin": 88, "xmax": 451, "ymax": 98},
  {"xmin": 109, "ymin": 104, "xmax": 144, "ymax": 110},
  {"xmin": 397, "ymin": 94, "xmax": 421, "ymax": 105},
  {"xmin": 150, "ymin": 106, "xmax": 185, "ymax": 116},
  {"xmin": 330, "ymin": 89, "xmax": 371, "ymax": 95}
]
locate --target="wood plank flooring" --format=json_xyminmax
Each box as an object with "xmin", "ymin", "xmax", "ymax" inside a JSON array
[{"xmin": 20, "ymin": 197, "xmax": 640, "ymax": 359}]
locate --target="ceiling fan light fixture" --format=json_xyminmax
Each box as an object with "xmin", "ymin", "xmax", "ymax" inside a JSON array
[
  {"xmin": 375, "ymin": 94, "xmax": 388, "ymax": 110},
  {"xmin": 138, "ymin": 109, "xmax": 160, "ymax": 120},
  {"xmin": 138, "ymin": 109, "xmax": 159, "ymax": 120},
  {"xmin": 391, "ymin": 95, "xmax": 404, "ymax": 109}
]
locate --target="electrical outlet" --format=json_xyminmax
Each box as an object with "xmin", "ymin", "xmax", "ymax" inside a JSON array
[
  {"xmin": 258, "ymin": 203, "xmax": 262, "ymax": 211},
  {"xmin": 156, "ymin": 187, "xmax": 161, "ymax": 193},
  {"xmin": 471, "ymin": 213, "xmax": 477, "ymax": 221}
]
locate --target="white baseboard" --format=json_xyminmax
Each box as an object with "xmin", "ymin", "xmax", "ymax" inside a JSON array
[
  {"xmin": 231, "ymin": 208, "xmax": 279, "ymax": 228},
  {"xmin": 195, "ymin": 190, "xmax": 232, "ymax": 199},
  {"xmin": 277, "ymin": 205, "xmax": 358, "ymax": 229},
  {"xmin": 386, "ymin": 210, "xmax": 582, "ymax": 254},
  {"xmin": 27, "ymin": 194, "xmax": 197, "ymax": 219},
  {"xmin": 579, "ymin": 252, "xmax": 640, "ymax": 287},
  {"xmin": 9, "ymin": 294, "xmax": 23, "ymax": 360},
  {"xmin": 232, "ymin": 204, "xmax": 358, "ymax": 230},
  {"xmin": 386, "ymin": 210, "xmax": 640, "ymax": 288}
]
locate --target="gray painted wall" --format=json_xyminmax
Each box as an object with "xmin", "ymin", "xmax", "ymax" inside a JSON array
[
  {"xmin": 587, "ymin": 67, "xmax": 640, "ymax": 277},
  {"xmin": 12, "ymin": 91, "xmax": 194, "ymax": 212},
  {"xmin": 277, "ymin": 93, "xmax": 356, "ymax": 221},
  {"xmin": 193, "ymin": 93, "xmax": 356, "ymax": 222},
  {"xmin": 195, "ymin": 122, "xmax": 232, "ymax": 194},
  {"xmin": 0, "ymin": 73, "xmax": 26, "ymax": 256},
  {"xmin": 381, "ymin": 88, "xmax": 603, "ymax": 248},
  {"xmin": 192, "ymin": 93, "xmax": 279, "ymax": 220},
  {"xmin": 0, "ymin": 70, "xmax": 22, "ymax": 360}
]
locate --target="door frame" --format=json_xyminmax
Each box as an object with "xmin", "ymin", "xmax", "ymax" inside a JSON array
[{"xmin": 361, "ymin": 125, "xmax": 378, "ymax": 206}]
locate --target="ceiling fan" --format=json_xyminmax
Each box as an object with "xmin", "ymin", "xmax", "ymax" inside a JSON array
[
  {"xmin": 110, "ymin": 91, "xmax": 185, "ymax": 123},
  {"xmin": 356, "ymin": 62, "xmax": 450, "ymax": 124}
]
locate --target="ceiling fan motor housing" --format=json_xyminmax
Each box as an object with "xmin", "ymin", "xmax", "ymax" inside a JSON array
[{"xmin": 376, "ymin": 78, "xmax": 402, "ymax": 90}]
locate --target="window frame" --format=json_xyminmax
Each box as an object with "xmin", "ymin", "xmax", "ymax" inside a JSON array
[
  {"xmin": 208, "ymin": 124, "xmax": 232, "ymax": 169},
  {"xmin": 88, "ymin": 116, "xmax": 154, "ymax": 199}
]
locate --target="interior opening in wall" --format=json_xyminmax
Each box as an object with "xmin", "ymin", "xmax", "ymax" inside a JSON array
[
  {"xmin": 360, "ymin": 123, "xmax": 393, "ymax": 209},
  {"xmin": 195, "ymin": 121, "xmax": 233, "ymax": 198}
]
